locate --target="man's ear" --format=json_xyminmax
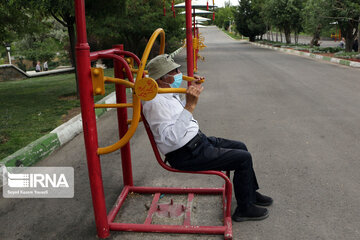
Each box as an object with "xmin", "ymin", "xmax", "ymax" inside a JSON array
[
  {"xmin": 156, "ymin": 79, "xmax": 163, "ymax": 86},
  {"xmin": 156, "ymin": 78, "xmax": 162, "ymax": 84}
]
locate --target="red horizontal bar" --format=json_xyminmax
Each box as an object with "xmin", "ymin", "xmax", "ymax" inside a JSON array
[
  {"xmin": 144, "ymin": 193, "xmax": 161, "ymax": 224},
  {"xmin": 109, "ymin": 222, "xmax": 226, "ymax": 234},
  {"xmin": 183, "ymin": 193, "xmax": 194, "ymax": 226},
  {"xmin": 107, "ymin": 186, "xmax": 130, "ymax": 223},
  {"xmin": 128, "ymin": 186, "xmax": 224, "ymax": 195}
]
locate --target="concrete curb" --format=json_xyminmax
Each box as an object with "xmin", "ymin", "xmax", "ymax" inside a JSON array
[
  {"xmin": 170, "ymin": 46, "xmax": 185, "ymax": 59},
  {"xmin": 250, "ymin": 42, "xmax": 360, "ymax": 68}
]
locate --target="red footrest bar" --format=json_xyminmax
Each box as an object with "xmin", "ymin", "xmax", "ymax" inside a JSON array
[
  {"xmin": 109, "ymin": 222, "xmax": 227, "ymax": 234},
  {"xmin": 107, "ymin": 185, "xmax": 232, "ymax": 239}
]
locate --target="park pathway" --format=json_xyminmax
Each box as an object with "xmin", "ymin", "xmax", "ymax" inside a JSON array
[{"xmin": 1, "ymin": 26, "xmax": 360, "ymax": 240}]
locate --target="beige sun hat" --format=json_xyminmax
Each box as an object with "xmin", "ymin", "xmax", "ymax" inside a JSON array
[{"xmin": 146, "ymin": 54, "xmax": 181, "ymax": 80}]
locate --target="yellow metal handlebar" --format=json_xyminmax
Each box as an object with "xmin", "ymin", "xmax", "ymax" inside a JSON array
[
  {"xmin": 96, "ymin": 29, "xmax": 165, "ymax": 155},
  {"xmin": 97, "ymin": 94, "xmax": 141, "ymax": 155},
  {"xmin": 104, "ymin": 76, "xmax": 134, "ymax": 88},
  {"xmin": 93, "ymin": 28, "xmax": 204, "ymax": 155},
  {"xmin": 182, "ymin": 75, "xmax": 205, "ymax": 83},
  {"xmin": 136, "ymin": 28, "xmax": 165, "ymax": 84}
]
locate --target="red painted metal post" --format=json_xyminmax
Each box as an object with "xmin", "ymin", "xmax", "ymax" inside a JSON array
[
  {"xmin": 195, "ymin": 27, "xmax": 199, "ymax": 72},
  {"xmin": 193, "ymin": 8, "xmax": 196, "ymax": 38},
  {"xmin": 185, "ymin": 0, "xmax": 194, "ymax": 78},
  {"xmin": 192, "ymin": 8, "xmax": 198, "ymax": 74},
  {"xmin": 74, "ymin": 0, "xmax": 109, "ymax": 238},
  {"xmin": 113, "ymin": 44, "xmax": 134, "ymax": 186}
]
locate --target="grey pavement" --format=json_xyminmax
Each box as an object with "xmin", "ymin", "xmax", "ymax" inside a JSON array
[
  {"xmin": 26, "ymin": 67, "xmax": 74, "ymax": 77},
  {"xmin": 1, "ymin": 26, "xmax": 360, "ymax": 240}
]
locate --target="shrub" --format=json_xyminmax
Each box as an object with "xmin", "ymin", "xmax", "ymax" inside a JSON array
[
  {"xmin": 310, "ymin": 46, "xmax": 343, "ymax": 53},
  {"xmin": 334, "ymin": 51, "xmax": 359, "ymax": 59}
]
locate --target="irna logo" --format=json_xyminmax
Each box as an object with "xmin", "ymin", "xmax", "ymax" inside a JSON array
[
  {"xmin": 7, "ymin": 172, "xmax": 69, "ymax": 188},
  {"xmin": 3, "ymin": 167, "xmax": 74, "ymax": 198}
]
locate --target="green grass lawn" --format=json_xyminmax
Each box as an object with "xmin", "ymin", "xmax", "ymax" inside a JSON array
[{"xmin": 0, "ymin": 69, "xmax": 115, "ymax": 160}]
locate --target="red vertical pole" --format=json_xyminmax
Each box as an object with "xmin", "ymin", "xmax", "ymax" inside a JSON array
[
  {"xmin": 192, "ymin": 8, "xmax": 197, "ymax": 75},
  {"xmin": 112, "ymin": 44, "xmax": 134, "ymax": 187},
  {"xmin": 172, "ymin": 0, "xmax": 175, "ymax": 18},
  {"xmin": 74, "ymin": 0, "xmax": 109, "ymax": 238},
  {"xmin": 185, "ymin": 0, "xmax": 194, "ymax": 79},
  {"xmin": 193, "ymin": 8, "xmax": 196, "ymax": 37},
  {"xmin": 212, "ymin": 0, "xmax": 215, "ymax": 20},
  {"xmin": 195, "ymin": 27, "xmax": 199, "ymax": 70}
]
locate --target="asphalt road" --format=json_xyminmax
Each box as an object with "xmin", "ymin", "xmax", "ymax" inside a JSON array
[{"xmin": 1, "ymin": 26, "xmax": 360, "ymax": 240}]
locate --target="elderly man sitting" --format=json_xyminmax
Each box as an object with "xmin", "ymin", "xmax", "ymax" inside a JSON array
[{"xmin": 142, "ymin": 54, "xmax": 273, "ymax": 222}]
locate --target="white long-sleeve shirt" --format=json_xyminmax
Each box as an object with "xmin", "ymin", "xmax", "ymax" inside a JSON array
[{"xmin": 142, "ymin": 93, "xmax": 199, "ymax": 155}]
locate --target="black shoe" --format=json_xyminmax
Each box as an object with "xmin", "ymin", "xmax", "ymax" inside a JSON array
[
  {"xmin": 232, "ymin": 203, "xmax": 269, "ymax": 222},
  {"xmin": 254, "ymin": 192, "xmax": 273, "ymax": 206}
]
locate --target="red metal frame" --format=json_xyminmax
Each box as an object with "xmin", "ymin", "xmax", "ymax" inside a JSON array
[
  {"xmin": 141, "ymin": 113, "xmax": 233, "ymax": 239},
  {"xmin": 185, "ymin": 0, "xmax": 194, "ymax": 79},
  {"xmin": 112, "ymin": 44, "xmax": 133, "ymax": 186},
  {"xmin": 74, "ymin": 0, "xmax": 232, "ymax": 239}
]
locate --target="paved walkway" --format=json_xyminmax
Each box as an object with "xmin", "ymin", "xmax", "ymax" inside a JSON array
[
  {"xmin": 26, "ymin": 67, "xmax": 74, "ymax": 77},
  {"xmin": 1, "ymin": 26, "xmax": 360, "ymax": 240}
]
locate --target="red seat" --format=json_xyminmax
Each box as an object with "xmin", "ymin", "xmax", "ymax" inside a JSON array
[{"xmin": 140, "ymin": 111, "xmax": 234, "ymax": 239}]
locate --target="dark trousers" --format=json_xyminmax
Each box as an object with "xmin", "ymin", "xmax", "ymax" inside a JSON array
[{"xmin": 166, "ymin": 132, "xmax": 259, "ymax": 209}]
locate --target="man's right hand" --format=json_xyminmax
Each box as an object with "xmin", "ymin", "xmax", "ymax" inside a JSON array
[{"xmin": 185, "ymin": 81, "xmax": 204, "ymax": 113}]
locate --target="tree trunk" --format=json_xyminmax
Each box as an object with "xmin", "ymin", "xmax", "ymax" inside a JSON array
[
  {"xmin": 249, "ymin": 36, "xmax": 256, "ymax": 42},
  {"xmin": 280, "ymin": 32, "xmax": 283, "ymax": 43},
  {"xmin": 345, "ymin": 38, "xmax": 354, "ymax": 52},
  {"xmin": 67, "ymin": 22, "xmax": 80, "ymax": 98},
  {"xmin": 67, "ymin": 23, "xmax": 76, "ymax": 67},
  {"xmin": 342, "ymin": 20, "xmax": 358, "ymax": 52},
  {"xmin": 276, "ymin": 31, "xmax": 278, "ymax": 42},
  {"xmin": 51, "ymin": 11, "xmax": 80, "ymax": 99},
  {"xmin": 285, "ymin": 33, "xmax": 291, "ymax": 44},
  {"xmin": 344, "ymin": 29, "xmax": 355, "ymax": 52},
  {"xmin": 284, "ymin": 28, "xmax": 291, "ymax": 44},
  {"xmin": 310, "ymin": 24, "xmax": 322, "ymax": 47},
  {"xmin": 358, "ymin": 18, "xmax": 360, "ymax": 53},
  {"xmin": 271, "ymin": 27, "xmax": 274, "ymax": 42}
]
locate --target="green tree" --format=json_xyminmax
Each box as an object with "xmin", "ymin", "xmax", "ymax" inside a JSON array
[
  {"xmin": 234, "ymin": 0, "xmax": 266, "ymax": 42},
  {"xmin": 331, "ymin": 0, "xmax": 360, "ymax": 52},
  {"xmin": 19, "ymin": 0, "xmax": 77, "ymax": 66},
  {"xmin": 15, "ymin": 19, "xmax": 67, "ymax": 68},
  {"xmin": 17, "ymin": 0, "xmax": 184, "ymax": 95},
  {"xmin": 17, "ymin": 0, "xmax": 82, "ymax": 95},
  {"xmin": 303, "ymin": 0, "xmax": 332, "ymax": 47},
  {"xmin": 86, "ymin": 0, "xmax": 184, "ymax": 57},
  {"xmin": 214, "ymin": 2, "xmax": 235, "ymax": 30},
  {"xmin": 263, "ymin": 0, "xmax": 303, "ymax": 44},
  {"xmin": 0, "ymin": 1, "xmax": 39, "ymax": 58}
]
